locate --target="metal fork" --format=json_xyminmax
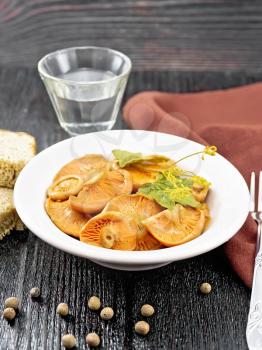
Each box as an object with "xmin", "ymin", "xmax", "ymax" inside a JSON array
[{"xmin": 246, "ymin": 171, "xmax": 262, "ymax": 349}]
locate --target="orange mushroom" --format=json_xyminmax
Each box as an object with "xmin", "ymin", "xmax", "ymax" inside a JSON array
[
  {"xmin": 125, "ymin": 165, "xmax": 158, "ymax": 192},
  {"xmin": 45, "ymin": 198, "xmax": 90, "ymax": 238},
  {"xmin": 103, "ymin": 194, "xmax": 163, "ymax": 250},
  {"xmin": 53, "ymin": 154, "xmax": 109, "ymax": 182},
  {"xmin": 47, "ymin": 175, "xmax": 84, "ymax": 201},
  {"xmin": 70, "ymin": 169, "xmax": 133, "ymax": 215},
  {"xmin": 142, "ymin": 204, "xmax": 207, "ymax": 247},
  {"xmin": 125, "ymin": 156, "xmax": 174, "ymax": 192},
  {"xmin": 80, "ymin": 211, "xmax": 137, "ymax": 250},
  {"xmin": 192, "ymin": 183, "xmax": 209, "ymax": 202}
]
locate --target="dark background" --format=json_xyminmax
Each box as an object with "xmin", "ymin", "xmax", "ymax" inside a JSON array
[
  {"xmin": 1, "ymin": 0, "xmax": 262, "ymax": 71},
  {"xmin": 0, "ymin": 1, "xmax": 260, "ymax": 349}
]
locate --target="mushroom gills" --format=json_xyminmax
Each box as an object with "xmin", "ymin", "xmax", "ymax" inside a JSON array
[{"xmin": 80, "ymin": 211, "xmax": 137, "ymax": 250}]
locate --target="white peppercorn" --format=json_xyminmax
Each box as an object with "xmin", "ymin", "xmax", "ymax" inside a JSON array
[
  {"xmin": 4, "ymin": 297, "xmax": 20, "ymax": 310},
  {"xmin": 61, "ymin": 334, "xmax": 76, "ymax": 349},
  {"xmin": 57, "ymin": 303, "xmax": 69, "ymax": 316},
  {"xmin": 3, "ymin": 307, "xmax": 16, "ymax": 321},
  {"xmin": 135, "ymin": 321, "xmax": 150, "ymax": 336},
  {"xmin": 87, "ymin": 296, "xmax": 101, "ymax": 311},
  {"xmin": 199, "ymin": 282, "xmax": 212, "ymax": 294},
  {"xmin": 100, "ymin": 307, "xmax": 114, "ymax": 320},
  {"xmin": 141, "ymin": 304, "xmax": 155, "ymax": 317},
  {"xmin": 30, "ymin": 287, "xmax": 40, "ymax": 298},
  {"xmin": 86, "ymin": 332, "xmax": 100, "ymax": 347}
]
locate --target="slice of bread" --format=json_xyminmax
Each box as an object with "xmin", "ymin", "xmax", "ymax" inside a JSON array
[
  {"xmin": 0, "ymin": 187, "xmax": 24, "ymax": 240},
  {"xmin": 0, "ymin": 129, "xmax": 36, "ymax": 188}
]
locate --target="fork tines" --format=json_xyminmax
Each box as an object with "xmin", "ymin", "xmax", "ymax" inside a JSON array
[
  {"xmin": 250, "ymin": 171, "xmax": 262, "ymax": 213},
  {"xmin": 259, "ymin": 171, "xmax": 262, "ymax": 212}
]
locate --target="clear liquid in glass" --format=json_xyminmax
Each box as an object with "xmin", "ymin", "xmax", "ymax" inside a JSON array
[{"xmin": 54, "ymin": 68, "xmax": 118, "ymax": 135}]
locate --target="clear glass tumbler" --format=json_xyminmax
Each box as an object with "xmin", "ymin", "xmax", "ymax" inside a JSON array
[{"xmin": 38, "ymin": 47, "xmax": 132, "ymax": 135}]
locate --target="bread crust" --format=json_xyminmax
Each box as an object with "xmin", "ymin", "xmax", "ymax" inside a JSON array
[
  {"xmin": 0, "ymin": 129, "xmax": 36, "ymax": 188},
  {"xmin": 0, "ymin": 130, "xmax": 34, "ymax": 237},
  {"xmin": 0, "ymin": 188, "xmax": 25, "ymax": 239}
]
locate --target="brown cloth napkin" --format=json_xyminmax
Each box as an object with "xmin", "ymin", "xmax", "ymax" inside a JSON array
[{"xmin": 123, "ymin": 83, "xmax": 262, "ymax": 288}]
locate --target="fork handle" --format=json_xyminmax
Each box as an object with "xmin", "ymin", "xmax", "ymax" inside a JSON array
[
  {"xmin": 256, "ymin": 223, "xmax": 262, "ymax": 254},
  {"xmin": 246, "ymin": 223, "xmax": 262, "ymax": 349}
]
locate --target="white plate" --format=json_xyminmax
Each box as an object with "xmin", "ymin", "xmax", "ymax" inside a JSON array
[{"xmin": 14, "ymin": 130, "xmax": 250, "ymax": 271}]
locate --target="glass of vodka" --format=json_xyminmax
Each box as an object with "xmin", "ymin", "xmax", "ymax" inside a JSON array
[{"xmin": 38, "ymin": 47, "xmax": 132, "ymax": 135}]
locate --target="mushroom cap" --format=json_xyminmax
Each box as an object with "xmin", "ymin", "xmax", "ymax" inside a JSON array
[
  {"xmin": 80, "ymin": 211, "xmax": 137, "ymax": 250},
  {"xmin": 54, "ymin": 154, "xmax": 109, "ymax": 182},
  {"xmin": 45, "ymin": 198, "xmax": 90, "ymax": 237},
  {"xmin": 70, "ymin": 169, "xmax": 132, "ymax": 215},
  {"xmin": 125, "ymin": 155, "xmax": 174, "ymax": 192},
  {"xmin": 142, "ymin": 204, "xmax": 207, "ymax": 247},
  {"xmin": 103, "ymin": 194, "xmax": 163, "ymax": 250}
]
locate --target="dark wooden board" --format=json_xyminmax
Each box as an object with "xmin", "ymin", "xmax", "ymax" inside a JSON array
[
  {"xmin": 0, "ymin": 67, "xmax": 257, "ymax": 350},
  {"xmin": 1, "ymin": 0, "xmax": 261, "ymax": 347},
  {"xmin": 1, "ymin": 0, "xmax": 262, "ymax": 70}
]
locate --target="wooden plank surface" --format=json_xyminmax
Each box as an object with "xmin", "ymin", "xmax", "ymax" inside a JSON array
[
  {"xmin": 1, "ymin": 0, "xmax": 262, "ymax": 70},
  {"xmin": 0, "ymin": 67, "xmax": 256, "ymax": 349},
  {"xmin": 0, "ymin": 0, "xmax": 260, "ymax": 348}
]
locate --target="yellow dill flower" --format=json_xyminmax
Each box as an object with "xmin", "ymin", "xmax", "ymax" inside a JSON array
[
  {"xmin": 176, "ymin": 145, "xmax": 218, "ymax": 164},
  {"xmin": 201, "ymin": 145, "xmax": 217, "ymax": 160}
]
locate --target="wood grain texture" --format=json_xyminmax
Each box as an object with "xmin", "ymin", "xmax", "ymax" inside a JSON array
[
  {"xmin": 1, "ymin": 0, "xmax": 262, "ymax": 70},
  {"xmin": 0, "ymin": 230, "xmax": 251, "ymax": 350},
  {"xmin": 0, "ymin": 67, "xmax": 259, "ymax": 349}
]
